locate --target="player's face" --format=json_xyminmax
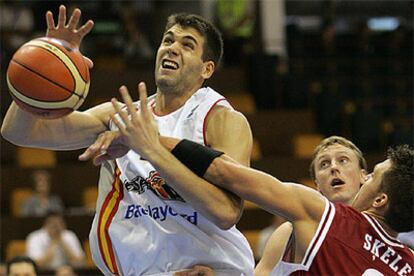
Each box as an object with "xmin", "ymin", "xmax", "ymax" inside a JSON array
[
  {"xmin": 314, "ymin": 144, "xmax": 366, "ymax": 205},
  {"xmin": 155, "ymin": 25, "xmax": 208, "ymax": 94},
  {"xmin": 352, "ymin": 159, "xmax": 391, "ymax": 211},
  {"xmin": 9, "ymin": 262, "xmax": 36, "ymax": 276}
]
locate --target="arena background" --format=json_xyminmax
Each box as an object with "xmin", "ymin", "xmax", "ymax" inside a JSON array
[{"xmin": 0, "ymin": 1, "xmax": 412, "ymax": 275}]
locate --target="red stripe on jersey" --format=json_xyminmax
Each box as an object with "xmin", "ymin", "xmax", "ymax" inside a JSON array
[{"xmin": 97, "ymin": 167, "xmax": 123, "ymax": 275}]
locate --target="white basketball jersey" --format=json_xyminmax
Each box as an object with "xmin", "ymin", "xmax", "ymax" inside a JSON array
[{"xmin": 89, "ymin": 87, "xmax": 254, "ymax": 276}]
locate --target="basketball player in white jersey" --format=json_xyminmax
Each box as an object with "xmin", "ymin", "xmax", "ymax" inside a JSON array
[
  {"xmin": 108, "ymin": 84, "xmax": 414, "ymax": 275},
  {"xmin": 1, "ymin": 5, "xmax": 254, "ymax": 275}
]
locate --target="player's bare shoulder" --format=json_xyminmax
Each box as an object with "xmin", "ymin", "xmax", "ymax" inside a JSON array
[
  {"xmin": 205, "ymin": 105, "xmax": 252, "ymax": 165},
  {"xmin": 206, "ymin": 105, "xmax": 251, "ymax": 134}
]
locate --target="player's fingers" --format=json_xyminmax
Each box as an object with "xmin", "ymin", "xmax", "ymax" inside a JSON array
[
  {"xmin": 172, "ymin": 272, "xmax": 189, "ymax": 276},
  {"xmin": 57, "ymin": 5, "xmax": 67, "ymax": 28},
  {"xmin": 46, "ymin": 11, "xmax": 55, "ymax": 30},
  {"xmin": 67, "ymin": 8, "xmax": 81, "ymax": 29},
  {"xmin": 111, "ymin": 98, "xmax": 131, "ymax": 129},
  {"xmin": 78, "ymin": 20, "xmax": 94, "ymax": 37},
  {"xmin": 138, "ymin": 82, "xmax": 149, "ymax": 117},
  {"xmin": 83, "ymin": 56, "xmax": 94, "ymax": 69},
  {"xmin": 93, "ymin": 153, "xmax": 110, "ymax": 166},
  {"xmin": 119, "ymin": 86, "xmax": 137, "ymax": 120},
  {"xmin": 78, "ymin": 145, "xmax": 97, "ymax": 161},
  {"xmin": 111, "ymin": 113, "xmax": 127, "ymax": 136},
  {"xmin": 100, "ymin": 132, "xmax": 118, "ymax": 151},
  {"xmin": 78, "ymin": 135, "xmax": 105, "ymax": 160}
]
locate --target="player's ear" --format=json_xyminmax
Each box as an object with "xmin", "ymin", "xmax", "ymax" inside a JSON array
[
  {"xmin": 315, "ymin": 179, "xmax": 321, "ymax": 192},
  {"xmin": 202, "ymin": 60, "xmax": 215, "ymax": 80},
  {"xmin": 359, "ymin": 169, "xmax": 367, "ymax": 187},
  {"xmin": 372, "ymin": 193, "xmax": 388, "ymax": 209}
]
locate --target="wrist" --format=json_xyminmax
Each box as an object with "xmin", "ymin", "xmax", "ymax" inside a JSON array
[{"xmin": 170, "ymin": 139, "xmax": 223, "ymax": 177}]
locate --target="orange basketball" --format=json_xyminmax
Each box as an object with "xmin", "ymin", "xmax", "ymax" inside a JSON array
[{"xmin": 6, "ymin": 37, "xmax": 90, "ymax": 119}]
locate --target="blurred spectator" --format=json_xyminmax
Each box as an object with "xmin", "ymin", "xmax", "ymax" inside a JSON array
[
  {"xmin": 118, "ymin": 1, "xmax": 155, "ymax": 63},
  {"xmin": 215, "ymin": 0, "xmax": 255, "ymax": 66},
  {"xmin": 0, "ymin": 262, "xmax": 6, "ymax": 276},
  {"xmin": 352, "ymin": 101, "xmax": 382, "ymax": 153},
  {"xmin": 247, "ymin": 0, "xmax": 288, "ymax": 110},
  {"xmin": 6, "ymin": 256, "xmax": 37, "ymax": 276},
  {"xmin": 26, "ymin": 212, "xmax": 85, "ymax": 270},
  {"xmin": 55, "ymin": 265, "xmax": 77, "ymax": 276},
  {"xmin": 256, "ymin": 215, "xmax": 285, "ymax": 260},
  {"xmin": 0, "ymin": 0, "xmax": 35, "ymax": 68},
  {"xmin": 21, "ymin": 170, "xmax": 64, "ymax": 217},
  {"xmin": 314, "ymin": 80, "xmax": 344, "ymax": 136}
]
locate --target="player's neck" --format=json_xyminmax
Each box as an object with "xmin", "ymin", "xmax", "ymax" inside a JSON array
[
  {"xmin": 154, "ymin": 88, "xmax": 199, "ymax": 115},
  {"xmin": 364, "ymin": 210, "xmax": 398, "ymax": 237}
]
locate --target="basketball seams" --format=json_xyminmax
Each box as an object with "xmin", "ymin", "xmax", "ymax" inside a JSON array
[
  {"xmin": 7, "ymin": 37, "xmax": 90, "ymax": 118},
  {"xmin": 7, "ymin": 74, "xmax": 81, "ymax": 109},
  {"xmin": 23, "ymin": 40, "xmax": 87, "ymax": 98},
  {"xmin": 16, "ymin": 44, "xmax": 77, "ymax": 94},
  {"xmin": 37, "ymin": 37, "xmax": 90, "ymax": 83},
  {"xmin": 10, "ymin": 59, "xmax": 74, "ymax": 100}
]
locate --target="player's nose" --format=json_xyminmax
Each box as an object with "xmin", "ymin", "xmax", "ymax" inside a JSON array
[{"xmin": 167, "ymin": 43, "xmax": 179, "ymax": 56}]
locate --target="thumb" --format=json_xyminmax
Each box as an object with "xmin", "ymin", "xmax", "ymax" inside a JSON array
[{"xmin": 83, "ymin": 56, "xmax": 94, "ymax": 69}]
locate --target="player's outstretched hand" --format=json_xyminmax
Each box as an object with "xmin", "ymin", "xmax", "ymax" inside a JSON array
[
  {"xmin": 111, "ymin": 82, "xmax": 162, "ymax": 160},
  {"xmin": 46, "ymin": 5, "xmax": 94, "ymax": 68},
  {"xmin": 78, "ymin": 130, "xmax": 129, "ymax": 166}
]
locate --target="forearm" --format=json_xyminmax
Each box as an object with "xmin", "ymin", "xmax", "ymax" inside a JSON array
[
  {"xmin": 1, "ymin": 102, "xmax": 109, "ymax": 150},
  {"xmin": 149, "ymin": 145, "xmax": 242, "ymax": 229},
  {"xmin": 254, "ymin": 222, "xmax": 293, "ymax": 276}
]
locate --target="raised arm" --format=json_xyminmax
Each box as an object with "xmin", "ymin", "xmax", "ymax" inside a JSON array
[
  {"xmin": 1, "ymin": 6, "xmax": 113, "ymax": 150},
  {"xmin": 1, "ymin": 102, "xmax": 114, "ymax": 150}
]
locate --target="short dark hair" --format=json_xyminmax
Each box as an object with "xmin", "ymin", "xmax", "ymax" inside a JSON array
[
  {"xmin": 381, "ymin": 145, "xmax": 414, "ymax": 232},
  {"xmin": 165, "ymin": 13, "xmax": 223, "ymax": 67},
  {"xmin": 6, "ymin": 255, "xmax": 38, "ymax": 275},
  {"xmin": 309, "ymin": 136, "xmax": 367, "ymax": 180}
]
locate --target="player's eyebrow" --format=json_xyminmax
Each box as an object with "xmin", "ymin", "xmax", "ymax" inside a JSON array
[{"xmin": 163, "ymin": 31, "xmax": 199, "ymax": 45}]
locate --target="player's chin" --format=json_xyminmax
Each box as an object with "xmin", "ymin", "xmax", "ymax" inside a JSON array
[{"xmin": 156, "ymin": 77, "xmax": 178, "ymax": 90}]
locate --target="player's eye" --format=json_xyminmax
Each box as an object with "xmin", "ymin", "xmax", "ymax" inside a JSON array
[
  {"xmin": 319, "ymin": 160, "xmax": 329, "ymax": 169},
  {"xmin": 183, "ymin": 42, "xmax": 194, "ymax": 49},
  {"xmin": 339, "ymin": 157, "xmax": 349, "ymax": 164},
  {"xmin": 163, "ymin": 37, "xmax": 173, "ymax": 44}
]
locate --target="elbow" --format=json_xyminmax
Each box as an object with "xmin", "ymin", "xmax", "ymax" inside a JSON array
[{"xmin": 213, "ymin": 208, "xmax": 242, "ymax": 230}]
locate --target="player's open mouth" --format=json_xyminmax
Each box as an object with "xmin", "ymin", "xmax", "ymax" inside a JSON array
[
  {"xmin": 331, "ymin": 178, "xmax": 345, "ymax": 187},
  {"xmin": 162, "ymin": 59, "xmax": 179, "ymax": 70}
]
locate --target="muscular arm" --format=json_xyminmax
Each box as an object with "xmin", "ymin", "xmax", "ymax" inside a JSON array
[
  {"xmin": 1, "ymin": 102, "xmax": 114, "ymax": 150},
  {"xmin": 112, "ymin": 84, "xmax": 325, "ymax": 240},
  {"xmin": 254, "ymin": 222, "xmax": 293, "ymax": 276},
  {"xmin": 161, "ymin": 106, "xmax": 252, "ymax": 229}
]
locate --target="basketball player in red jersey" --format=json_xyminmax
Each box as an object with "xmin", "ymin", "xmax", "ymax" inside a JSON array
[
  {"xmin": 254, "ymin": 136, "xmax": 368, "ymax": 275},
  {"xmin": 110, "ymin": 84, "xmax": 414, "ymax": 275}
]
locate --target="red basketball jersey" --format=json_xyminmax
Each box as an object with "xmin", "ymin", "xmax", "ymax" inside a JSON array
[{"xmin": 273, "ymin": 199, "xmax": 414, "ymax": 275}]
